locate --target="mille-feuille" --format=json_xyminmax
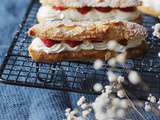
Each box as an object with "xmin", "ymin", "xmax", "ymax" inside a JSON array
[
  {"xmin": 28, "ymin": 20, "xmax": 148, "ymax": 62},
  {"xmin": 37, "ymin": 0, "xmax": 142, "ymax": 23}
]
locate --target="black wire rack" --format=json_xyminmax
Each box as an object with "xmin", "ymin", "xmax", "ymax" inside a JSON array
[{"xmin": 0, "ymin": 0, "xmax": 160, "ymax": 98}]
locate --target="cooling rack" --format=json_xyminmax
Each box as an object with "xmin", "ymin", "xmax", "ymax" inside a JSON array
[{"xmin": 0, "ymin": 0, "xmax": 160, "ymax": 98}]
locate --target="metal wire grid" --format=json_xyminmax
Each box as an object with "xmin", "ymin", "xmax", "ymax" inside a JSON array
[{"xmin": 0, "ymin": 0, "xmax": 159, "ymax": 97}]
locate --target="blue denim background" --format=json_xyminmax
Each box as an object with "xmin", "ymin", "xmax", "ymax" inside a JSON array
[
  {"xmin": 0, "ymin": 1, "xmax": 95, "ymax": 119},
  {"xmin": 0, "ymin": 0, "xmax": 29, "ymax": 63},
  {"xmin": 0, "ymin": 0, "xmax": 159, "ymax": 120}
]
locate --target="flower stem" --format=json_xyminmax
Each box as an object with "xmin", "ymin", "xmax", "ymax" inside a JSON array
[{"xmin": 121, "ymin": 84, "xmax": 147, "ymax": 120}]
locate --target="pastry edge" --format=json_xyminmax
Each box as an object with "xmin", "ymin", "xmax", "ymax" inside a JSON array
[{"xmin": 28, "ymin": 21, "xmax": 147, "ymax": 42}]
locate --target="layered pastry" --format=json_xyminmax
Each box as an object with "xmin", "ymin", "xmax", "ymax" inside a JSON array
[
  {"xmin": 138, "ymin": 0, "xmax": 160, "ymax": 16},
  {"xmin": 28, "ymin": 20, "xmax": 147, "ymax": 62},
  {"xmin": 37, "ymin": 0, "xmax": 142, "ymax": 23}
]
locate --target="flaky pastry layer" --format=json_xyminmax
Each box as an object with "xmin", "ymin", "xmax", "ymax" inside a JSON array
[{"xmin": 28, "ymin": 21, "xmax": 147, "ymax": 42}]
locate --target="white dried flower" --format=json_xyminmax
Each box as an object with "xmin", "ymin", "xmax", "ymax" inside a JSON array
[
  {"xmin": 107, "ymin": 40, "xmax": 118, "ymax": 50},
  {"xmin": 116, "ymin": 53, "xmax": 126, "ymax": 64},
  {"xmin": 152, "ymin": 23, "xmax": 160, "ymax": 39},
  {"xmin": 77, "ymin": 96, "xmax": 86, "ymax": 106},
  {"xmin": 65, "ymin": 112, "xmax": 69, "ymax": 117},
  {"xmin": 81, "ymin": 103, "xmax": 89, "ymax": 109},
  {"xmin": 101, "ymin": 90, "xmax": 105, "ymax": 93},
  {"xmin": 105, "ymin": 85, "xmax": 112, "ymax": 94},
  {"xmin": 117, "ymin": 90, "xmax": 125, "ymax": 98},
  {"xmin": 144, "ymin": 104, "xmax": 151, "ymax": 112},
  {"xmin": 107, "ymin": 71, "xmax": 117, "ymax": 82},
  {"xmin": 93, "ymin": 59, "xmax": 104, "ymax": 70},
  {"xmin": 66, "ymin": 115, "xmax": 75, "ymax": 120},
  {"xmin": 145, "ymin": 101, "xmax": 149, "ymax": 105},
  {"xmin": 116, "ymin": 109, "xmax": 125, "ymax": 118},
  {"xmin": 105, "ymin": 85, "xmax": 112, "ymax": 90},
  {"xmin": 158, "ymin": 52, "xmax": 160, "ymax": 57},
  {"xmin": 157, "ymin": 99, "xmax": 160, "ymax": 104},
  {"xmin": 149, "ymin": 93, "xmax": 152, "ymax": 97},
  {"xmin": 128, "ymin": 71, "xmax": 141, "ymax": 85},
  {"xmin": 66, "ymin": 109, "xmax": 78, "ymax": 120},
  {"xmin": 148, "ymin": 96, "xmax": 151, "ymax": 101},
  {"xmin": 76, "ymin": 116, "xmax": 86, "ymax": 120},
  {"xmin": 112, "ymin": 98, "xmax": 120, "ymax": 106},
  {"xmin": 70, "ymin": 109, "xmax": 78, "ymax": 115},
  {"xmin": 147, "ymin": 94, "xmax": 157, "ymax": 103},
  {"xmin": 108, "ymin": 58, "xmax": 117, "ymax": 67},
  {"xmin": 106, "ymin": 109, "xmax": 116, "ymax": 119},
  {"xmin": 92, "ymin": 93, "xmax": 111, "ymax": 120},
  {"xmin": 65, "ymin": 108, "xmax": 71, "ymax": 113},
  {"xmin": 93, "ymin": 83, "xmax": 103, "ymax": 92},
  {"xmin": 82, "ymin": 109, "xmax": 92, "ymax": 118},
  {"xmin": 117, "ymin": 76, "xmax": 125, "ymax": 83},
  {"xmin": 91, "ymin": 91, "xmax": 128, "ymax": 120},
  {"xmin": 120, "ymin": 99, "xmax": 128, "ymax": 109},
  {"xmin": 150, "ymin": 96, "xmax": 157, "ymax": 103},
  {"xmin": 158, "ymin": 105, "xmax": 160, "ymax": 110}
]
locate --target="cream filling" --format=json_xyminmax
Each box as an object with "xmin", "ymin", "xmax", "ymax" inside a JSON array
[
  {"xmin": 37, "ymin": 6, "xmax": 140, "ymax": 22},
  {"xmin": 142, "ymin": 0, "xmax": 160, "ymax": 12},
  {"xmin": 40, "ymin": 0, "xmax": 141, "ymax": 8},
  {"xmin": 30, "ymin": 38, "xmax": 143, "ymax": 54}
]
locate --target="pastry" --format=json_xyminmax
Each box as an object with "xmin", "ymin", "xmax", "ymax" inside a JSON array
[
  {"xmin": 37, "ymin": 0, "xmax": 142, "ymax": 23},
  {"xmin": 28, "ymin": 20, "xmax": 148, "ymax": 62}
]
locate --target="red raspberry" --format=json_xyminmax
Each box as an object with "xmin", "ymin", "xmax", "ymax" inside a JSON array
[
  {"xmin": 95, "ymin": 7, "xmax": 112, "ymax": 12},
  {"xmin": 65, "ymin": 41, "xmax": 82, "ymax": 47},
  {"xmin": 42, "ymin": 39, "xmax": 60, "ymax": 47},
  {"xmin": 53, "ymin": 6, "xmax": 67, "ymax": 11},
  {"xmin": 77, "ymin": 7, "xmax": 92, "ymax": 14}
]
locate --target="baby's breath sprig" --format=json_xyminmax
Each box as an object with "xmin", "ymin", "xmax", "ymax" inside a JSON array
[
  {"xmin": 144, "ymin": 94, "xmax": 160, "ymax": 117},
  {"xmin": 152, "ymin": 23, "xmax": 160, "ymax": 39},
  {"xmin": 65, "ymin": 40, "xmax": 160, "ymax": 120}
]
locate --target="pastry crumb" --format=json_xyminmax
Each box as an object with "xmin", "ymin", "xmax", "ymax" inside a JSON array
[{"xmin": 152, "ymin": 23, "xmax": 160, "ymax": 39}]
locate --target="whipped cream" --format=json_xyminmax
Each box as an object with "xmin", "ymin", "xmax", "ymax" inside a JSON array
[
  {"xmin": 30, "ymin": 38, "xmax": 143, "ymax": 54},
  {"xmin": 142, "ymin": 0, "xmax": 160, "ymax": 12},
  {"xmin": 40, "ymin": 0, "xmax": 141, "ymax": 8},
  {"xmin": 37, "ymin": 6, "xmax": 140, "ymax": 22}
]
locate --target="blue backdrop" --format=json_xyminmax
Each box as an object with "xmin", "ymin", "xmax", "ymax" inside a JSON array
[{"xmin": 0, "ymin": 1, "xmax": 95, "ymax": 119}]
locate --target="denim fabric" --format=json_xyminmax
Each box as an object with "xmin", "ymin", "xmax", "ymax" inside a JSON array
[{"xmin": 0, "ymin": 0, "xmax": 159, "ymax": 120}]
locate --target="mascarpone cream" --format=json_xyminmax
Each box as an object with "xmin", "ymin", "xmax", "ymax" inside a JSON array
[
  {"xmin": 37, "ymin": 6, "xmax": 140, "ymax": 22},
  {"xmin": 30, "ymin": 38, "xmax": 143, "ymax": 54}
]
